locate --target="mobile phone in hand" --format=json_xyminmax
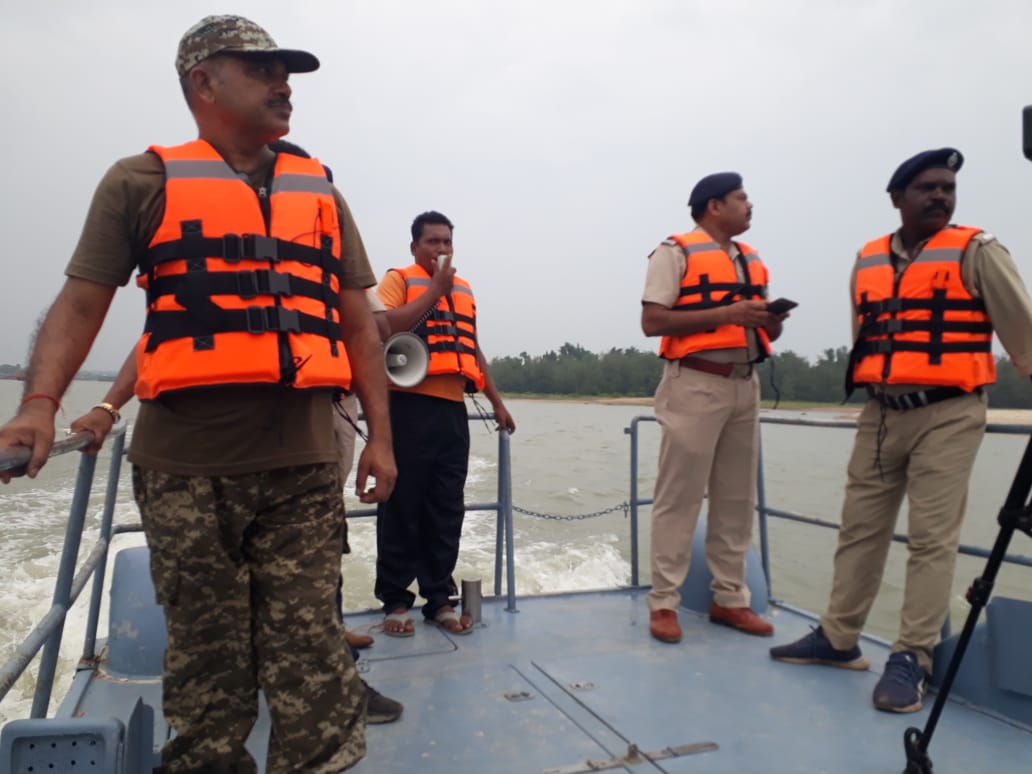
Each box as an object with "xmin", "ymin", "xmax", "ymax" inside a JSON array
[{"xmin": 766, "ymin": 297, "xmax": 798, "ymax": 314}]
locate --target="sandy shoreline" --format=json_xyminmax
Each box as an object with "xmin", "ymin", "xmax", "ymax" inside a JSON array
[{"xmin": 516, "ymin": 395, "xmax": 1032, "ymax": 425}]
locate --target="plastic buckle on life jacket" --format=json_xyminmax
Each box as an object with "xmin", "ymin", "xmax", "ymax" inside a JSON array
[
  {"xmin": 245, "ymin": 306, "xmax": 268, "ymax": 333},
  {"xmin": 268, "ymin": 307, "xmax": 301, "ymax": 332},
  {"xmin": 246, "ymin": 305, "xmax": 301, "ymax": 334},
  {"xmin": 258, "ymin": 270, "xmax": 293, "ymax": 297},
  {"xmin": 222, "ymin": 233, "xmax": 242, "ymax": 263},
  {"xmin": 242, "ymin": 234, "xmax": 279, "ymax": 262},
  {"xmin": 237, "ymin": 271, "xmax": 259, "ymax": 299}
]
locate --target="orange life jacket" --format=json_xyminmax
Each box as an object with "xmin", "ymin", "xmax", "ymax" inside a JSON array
[
  {"xmin": 134, "ymin": 139, "xmax": 349, "ymax": 400},
  {"xmin": 655, "ymin": 231, "xmax": 771, "ymax": 360},
  {"xmin": 847, "ymin": 226, "xmax": 994, "ymax": 393},
  {"xmin": 393, "ymin": 264, "xmax": 485, "ymax": 391}
]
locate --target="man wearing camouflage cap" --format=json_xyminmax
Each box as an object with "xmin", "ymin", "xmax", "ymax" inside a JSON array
[
  {"xmin": 0, "ymin": 15, "xmax": 395, "ymax": 773},
  {"xmin": 771, "ymin": 148, "xmax": 1032, "ymax": 714}
]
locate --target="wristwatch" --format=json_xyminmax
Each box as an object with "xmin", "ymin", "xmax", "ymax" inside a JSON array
[{"xmin": 92, "ymin": 402, "xmax": 121, "ymax": 423}]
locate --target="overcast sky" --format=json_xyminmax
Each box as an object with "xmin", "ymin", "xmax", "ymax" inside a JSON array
[{"xmin": 4, "ymin": 0, "xmax": 1032, "ymax": 372}]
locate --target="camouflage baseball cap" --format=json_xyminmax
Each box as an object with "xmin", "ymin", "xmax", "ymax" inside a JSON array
[{"xmin": 175, "ymin": 15, "xmax": 319, "ymax": 77}]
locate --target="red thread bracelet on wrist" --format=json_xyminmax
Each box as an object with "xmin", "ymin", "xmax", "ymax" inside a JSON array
[{"xmin": 21, "ymin": 393, "xmax": 63, "ymax": 413}]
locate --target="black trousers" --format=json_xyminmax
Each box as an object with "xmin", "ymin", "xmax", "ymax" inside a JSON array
[{"xmin": 375, "ymin": 391, "xmax": 470, "ymax": 618}]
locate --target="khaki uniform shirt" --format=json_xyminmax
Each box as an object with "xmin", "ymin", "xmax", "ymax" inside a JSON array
[
  {"xmin": 849, "ymin": 229, "xmax": 1032, "ymax": 393},
  {"xmin": 66, "ymin": 151, "xmax": 376, "ymax": 476},
  {"xmin": 642, "ymin": 226, "xmax": 763, "ymax": 371}
]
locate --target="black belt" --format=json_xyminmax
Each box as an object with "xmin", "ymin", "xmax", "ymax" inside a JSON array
[{"xmin": 866, "ymin": 386, "xmax": 980, "ymax": 411}]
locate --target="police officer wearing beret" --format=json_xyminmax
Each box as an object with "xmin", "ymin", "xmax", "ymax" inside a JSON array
[
  {"xmin": 641, "ymin": 172, "xmax": 788, "ymax": 644},
  {"xmin": 772, "ymin": 148, "xmax": 1032, "ymax": 713}
]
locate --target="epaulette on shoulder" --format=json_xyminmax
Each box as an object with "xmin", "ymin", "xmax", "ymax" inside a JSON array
[
  {"xmin": 973, "ymin": 231, "xmax": 997, "ymax": 244},
  {"xmin": 661, "ymin": 238, "xmax": 678, "ymax": 247}
]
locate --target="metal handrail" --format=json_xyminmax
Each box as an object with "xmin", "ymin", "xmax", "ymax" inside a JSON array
[
  {"xmin": 0, "ymin": 425, "xmax": 127, "ymax": 715},
  {"xmin": 624, "ymin": 414, "xmax": 1032, "ymax": 601},
  {"xmin": 0, "ymin": 415, "xmax": 517, "ymax": 715}
]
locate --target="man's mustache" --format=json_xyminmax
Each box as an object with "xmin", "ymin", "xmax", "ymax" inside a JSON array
[{"xmin": 923, "ymin": 203, "xmax": 950, "ymax": 215}]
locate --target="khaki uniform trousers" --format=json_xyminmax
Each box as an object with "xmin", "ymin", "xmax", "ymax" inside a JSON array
[
  {"xmin": 648, "ymin": 361, "xmax": 760, "ymax": 612},
  {"xmin": 820, "ymin": 391, "xmax": 987, "ymax": 672}
]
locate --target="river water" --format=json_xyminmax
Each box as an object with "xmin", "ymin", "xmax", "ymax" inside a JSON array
[{"xmin": 1, "ymin": 381, "xmax": 1030, "ymax": 723}]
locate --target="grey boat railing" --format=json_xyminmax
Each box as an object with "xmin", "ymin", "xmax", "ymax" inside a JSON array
[
  {"xmin": 624, "ymin": 414, "xmax": 1032, "ymax": 630},
  {"xmin": 4, "ymin": 409, "xmax": 1029, "ymax": 719},
  {"xmin": 0, "ymin": 425, "xmax": 127, "ymax": 717},
  {"xmin": 0, "ymin": 416, "xmax": 517, "ymax": 718}
]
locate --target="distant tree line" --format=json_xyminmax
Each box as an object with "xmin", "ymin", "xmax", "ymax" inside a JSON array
[{"xmin": 489, "ymin": 343, "xmax": 1032, "ymax": 408}]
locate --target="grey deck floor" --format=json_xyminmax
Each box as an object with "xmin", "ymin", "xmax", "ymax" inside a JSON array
[
  {"xmin": 342, "ymin": 590, "xmax": 1030, "ymax": 774},
  {"xmin": 69, "ymin": 589, "xmax": 1031, "ymax": 773}
]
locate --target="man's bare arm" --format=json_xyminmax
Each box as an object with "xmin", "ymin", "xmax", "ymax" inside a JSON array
[
  {"xmin": 1, "ymin": 278, "xmax": 116, "ymax": 479},
  {"xmin": 340, "ymin": 287, "xmax": 396, "ymax": 502},
  {"xmin": 476, "ymin": 347, "xmax": 515, "ymax": 433},
  {"xmin": 69, "ymin": 348, "xmax": 137, "ymax": 453}
]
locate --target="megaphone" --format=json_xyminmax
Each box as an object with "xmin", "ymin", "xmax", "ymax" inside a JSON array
[{"xmin": 384, "ymin": 332, "xmax": 429, "ymax": 388}]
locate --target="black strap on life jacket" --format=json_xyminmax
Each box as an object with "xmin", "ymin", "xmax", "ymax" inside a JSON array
[
  {"xmin": 143, "ymin": 305, "xmax": 342, "ymax": 352},
  {"xmin": 141, "ymin": 231, "xmax": 342, "ymax": 277},
  {"xmin": 144, "ymin": 268, "xmax": 338, "ymax": 309},
  {"xmin": 844, "ymin": 290, "xmax": 991, "ymax": 398},
  {"xmin": 426, "ymin": 339, "xmax": 478, "ymax": 356},
  {"xmin": 142, "ymin": 221, "xmax": 342, "ymax": 354},
  {"xmin": 674, "ymin": 276, "xmax": 765, "ymax": 311}
]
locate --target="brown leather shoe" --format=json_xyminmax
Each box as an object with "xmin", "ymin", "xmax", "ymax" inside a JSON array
[
  {"xmin": 345, "ymin": 630, "xmax": 375, "ymax": 649},
  {"xmin": 649, "ymin": 609, "xmax": 682, "ymax": 643},
  {"xmin": 709, "ymin": 601, "xmax": 774, "ymax": 637}
]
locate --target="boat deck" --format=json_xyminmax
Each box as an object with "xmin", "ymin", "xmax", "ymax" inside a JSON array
[{"xmin": 62, "ymin": 588, "xmax": 1032, "ymax": 773}]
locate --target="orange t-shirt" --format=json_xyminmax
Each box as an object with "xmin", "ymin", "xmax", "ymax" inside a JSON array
[{"xmin": 377, "ymin": 269, "xmax": 467, "ymax": 403}]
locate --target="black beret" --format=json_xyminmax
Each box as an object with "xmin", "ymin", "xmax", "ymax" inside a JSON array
[
  {"xmin": 688, "ymin": 172, "xmax": 743, "ymax": 207},
  {"xmin": 886, "ymin": 148, "xmax": 963, "ymax": 192}
]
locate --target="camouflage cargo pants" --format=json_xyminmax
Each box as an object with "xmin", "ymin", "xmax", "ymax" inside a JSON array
[{"xmin": 133, "ymin": 463, "xmax": 366, "ymax": 774}]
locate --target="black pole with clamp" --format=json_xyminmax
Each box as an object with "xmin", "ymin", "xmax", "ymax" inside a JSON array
[{"xmin": 902, "ymin": 433, "xmax": 1032, "ymax": 774}]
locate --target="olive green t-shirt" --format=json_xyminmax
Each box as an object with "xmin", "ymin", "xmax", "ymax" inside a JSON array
[{"xmin": 65, "ymin": 151, "xmax": 377, "ymax": 476}]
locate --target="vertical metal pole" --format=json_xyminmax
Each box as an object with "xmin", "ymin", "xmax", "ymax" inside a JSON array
[
  {"xmin": 498, "ymin": 430, "xmax": 517, "ymax": 612},
  {"xmin": 756, "ymin": 435, "xmax": 772, "ymax": 599},
  {"xmin": 493, "ymin": 448, "xmax": 504, "ymax": 598},
  {"xmin": 82, "ymin": 430, "xmax": 126, "ymax": 659},
  {"xmin": 31, "ymin": 451, "xmax": 97, "ymax": 718},
  {"xmin": 627, "ymin": 419, "xmax": 640, "ymax": 586}
]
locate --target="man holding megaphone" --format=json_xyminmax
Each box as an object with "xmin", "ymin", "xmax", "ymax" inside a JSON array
[{"xmin": 374, "ymin": 211, "xmax": 515, "ymax": 637}]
